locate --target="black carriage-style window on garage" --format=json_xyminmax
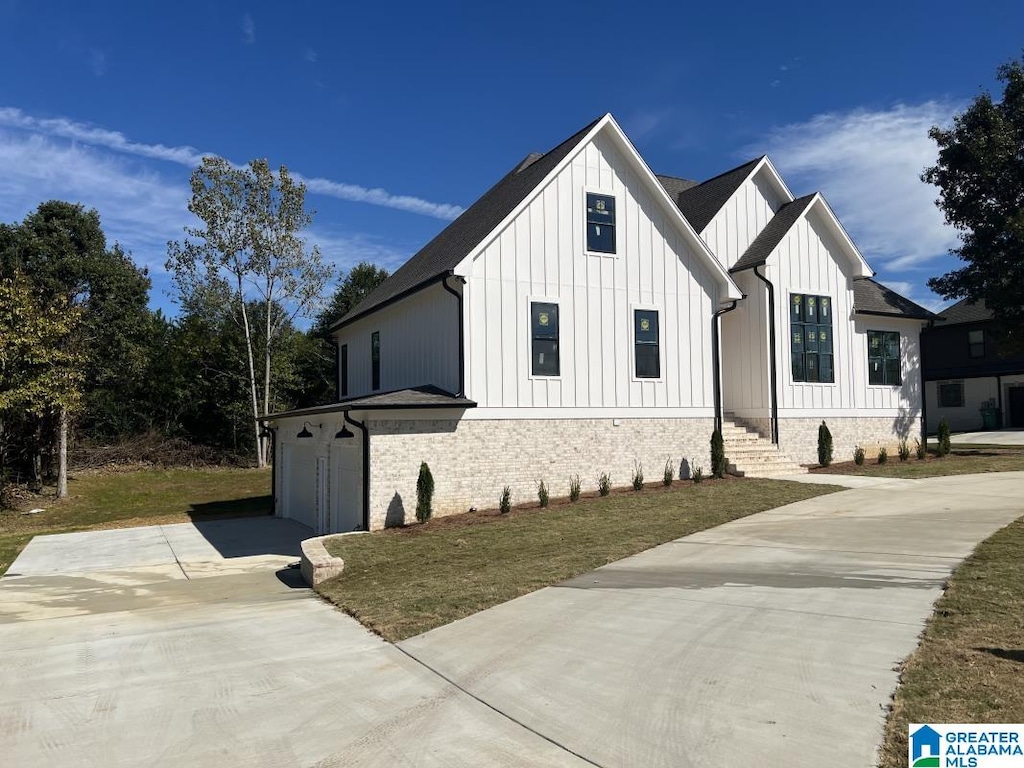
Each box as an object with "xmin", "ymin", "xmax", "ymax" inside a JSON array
[{"xmin": 790, "ymin": 294, "xmax": 834, "ymax": 383}]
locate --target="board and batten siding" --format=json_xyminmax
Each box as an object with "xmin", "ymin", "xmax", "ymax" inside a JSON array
[
  {"xmin": 462, "ymin": 131, "xmax": 719, "ymax": 412},
  {"xmin": 763, "ymin": 212, "xmax": 923, "ymax": 416},
  {"xmin": 701, "ymin": 170, "xmax": 785, "ymax": 270},
  {"xmin": 721, "ymin": 269, "xmax": 770, "ymax": 415},
  {"xmin": 332, "ymin": 281, "xmax": 460, "ymax": 398}
]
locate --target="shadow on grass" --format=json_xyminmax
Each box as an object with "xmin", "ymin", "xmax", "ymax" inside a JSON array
[
  {"xmin": 187, "ymin": 495, "xmax": 273, "ymax": 520},
  {"xmin": 975, "ymin": 647, "xmax": 1024, "ymax": 664}
]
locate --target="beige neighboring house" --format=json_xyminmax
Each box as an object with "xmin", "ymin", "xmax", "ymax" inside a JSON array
[{"xmin": 262, "ymin": 114, "xmax": 934, "ymax": 533}]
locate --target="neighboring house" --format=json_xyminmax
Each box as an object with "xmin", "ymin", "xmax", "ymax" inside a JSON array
[
  {"xmin": 922, "ymin": 298, "xmax": 1024, "ymax": 432},
  {"xmin": 262, "ymin": 114, "xmax": 933, "ymax": 533}
]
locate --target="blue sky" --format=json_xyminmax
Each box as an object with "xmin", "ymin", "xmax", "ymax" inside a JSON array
[{"xmin": 1, "ymin": 0, "xmax": 1021, "ymax": 317}]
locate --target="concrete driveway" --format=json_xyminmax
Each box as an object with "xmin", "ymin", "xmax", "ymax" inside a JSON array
[
  {"xmin": 400, "ymin": 472, "xmax": 1024, "ymax": 767},
  {"xmin": 952, "ymin": 428, "xmax": 1024, "ymax": 445},
  {"xmin": 0, "ymin": 517, "xmax": 589, "ymax": 767},
  {"xmin": 2, "ymin": 476, "xmax": 1022, "ymax": 767}
]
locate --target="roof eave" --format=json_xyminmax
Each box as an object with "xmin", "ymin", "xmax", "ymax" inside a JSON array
[{"xmin": 328, "ymin": 272, "xmax": 453, "ymax": 333}]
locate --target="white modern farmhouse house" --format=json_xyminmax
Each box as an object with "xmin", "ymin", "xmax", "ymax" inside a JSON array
[{"xmin": 262, "ymin": 114, "xmax": 933, "ymax": 533}]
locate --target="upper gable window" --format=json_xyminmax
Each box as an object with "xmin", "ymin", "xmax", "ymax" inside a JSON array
[
  {"xmin": 968, "ymin": 329, "xmax": 985, "ymax": 359},
  {"xmin": 586, "ymin": 193, "xmax": 616, "ymax": 254},
  {"xmin": 790, "ymin": 294, "xmax": 834, "ymax": 383}
]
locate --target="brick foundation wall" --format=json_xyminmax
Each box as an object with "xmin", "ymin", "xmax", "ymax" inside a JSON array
[
  {"xmin": 366, "ymin": 417, "xmax": 714, "ymax": 530},
  {"xmin": 737, "ymin": 416, "xmax": 924, "ymax": 465}
]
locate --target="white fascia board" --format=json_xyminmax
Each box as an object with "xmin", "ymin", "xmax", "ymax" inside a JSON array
[
  {"xmin": 452, "ymin": 113, "xmax": 743, "ymax": 303},
  {"xmin": 756, "ymin": 156, "xmax": 797, "ymax": 205}
]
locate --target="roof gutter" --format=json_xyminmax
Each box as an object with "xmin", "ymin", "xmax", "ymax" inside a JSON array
[
  {"xmin": 441, "ymin": 272, "xmax": 466, "ymax": 396},
  {"xmin": 753, "ymin": 265, "xmax": 780, "ymax": 445}
]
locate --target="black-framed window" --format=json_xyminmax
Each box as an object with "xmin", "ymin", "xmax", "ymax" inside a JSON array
[
  {"xmin": 968, "ymin": 329, "xmax": 985, "ymax": 359},
  {"xmin": 867, "ymin": 331, "xmax": 901, "ymax": 386},
  {"xmin": 531, "ymin": 302, "xmax": 559, "ymax": 376},
  {"xmin": 371, "ymin": 331, "xmax": 380, "ymax": 391},
  {"xmin": 634, "ymin": 309, "xmax": 660, "ymax": 378},
  {"xmin": 340, "ymin": 343, "xmax": 349, "ymax": 397},
  {"xmin": 586, "ymin": 193, "xmax": 616, "ymax": 254},
  {"xmin": 790, "ymin": 294, "xmax": 834, "ymax": 383},
  {"xmin": 939, "ymin": 380, "xmax": 964, "ymax": 408}
]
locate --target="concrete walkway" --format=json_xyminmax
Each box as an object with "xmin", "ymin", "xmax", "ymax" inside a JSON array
[
  {"xmin": 2, "ymin": 475, "xmax": 1022, "ymax": 767},
  {"xmin": 951, "ymin": 428, "xmax": 1024, "ymax": 445},
  {"xmin": 400, "ymin": 472, "xmax": 1024, "ymax": 768}
]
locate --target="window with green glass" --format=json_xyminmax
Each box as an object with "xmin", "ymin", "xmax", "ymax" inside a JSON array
[
  {"xmin": 790, "ymin": 294, "xmax": 834, "ymax": 383},
  {"xmin": 531, "ymin": 302, "xmax": 559, "ymax": 376},
  {"xmin": 867, "ymin": 331, "xmax": 901, "ymax": 386},
  {"xmin": 634, "ymin": 309, "xmax": 660, "ymax": 378}
]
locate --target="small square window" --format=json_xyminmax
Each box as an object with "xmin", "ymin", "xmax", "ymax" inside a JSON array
[
  {"xmin": 939, "ymin": 381, "xmax": 964, "ymax": 408},
  {"xmin": 586, "ymin": 193, "xmax": 616, "ymax": 254}
]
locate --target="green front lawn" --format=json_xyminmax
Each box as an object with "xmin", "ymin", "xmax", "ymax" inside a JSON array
[
  {"xmin": 814, "ymin": 446, "xmax": 1024, "ymax": 478},
  {"xmin": 319, "ymin": 478, "xmax": 844, "ymax": 641},
  {"xmin": 0, "ymin": 468, "xmax": 271, "ymax": 575}
]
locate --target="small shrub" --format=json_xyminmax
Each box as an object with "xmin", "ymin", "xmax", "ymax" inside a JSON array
[
  {"xmin": 853, "ymin": 446, "xmax": 865, "ymax": 465},
  {"xmin": 597, "ymin": 472, "xmax": 611, "ymax": 497},
  {"xmin": 537, "ymin": 480, "xmax": 549, "ymax": 508},
  {"xmin": 499, "ymin": 485, "xmax": 511, "ymax": 514},
  {"xmin": 632, "ymin": 460, "xmax": 644, "ymax": 491},
  {"xmin": 817, "ymin": 421, "xmax": 833, "ymax": 467},
  {"xmin": 877, "ymin": 446, "xmax": 888, "ymax": 464},
  {"xmin": 915, "ymin": 438, "xmax": 927, "ymax": 460},
  {"xmin": 415, "ymin": 462, "xmax": 434, "ymax": 523},
  {"xmin": 663, "ymin": 459, "xmax": 674, "ymax": 486},
  {"xmin": 710, "ymin": 429, "xmax": 726, "ymax": 479},
  {"xmin": 568, "ymin": 474, "xmax": 581, "ymax": 502},
  {"xmin": 937, "ymin": 419, "xmax": 951, "ymax": 457},
  {"xmin": 897, "ymin": 438, "xmax": 910, "ymax": 462},
  {"xmin": 691, "ymin": 459, "xmax": 704, "ymax": 484}
]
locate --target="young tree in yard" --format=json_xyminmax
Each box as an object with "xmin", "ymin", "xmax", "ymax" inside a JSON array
[
  {"xmin": 924, "ymin": 56, "xmax": 1024, "ymax": 351},
  {"xmin": 0, "ymin": 274, "xmax": 82, "ymax": 500},
  {"xmin": 167, "ymin": 158, "xmax": 333, "ymax": 466}
]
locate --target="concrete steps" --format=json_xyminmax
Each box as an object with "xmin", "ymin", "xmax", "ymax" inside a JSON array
[{"xmin": 721, "ymin": 419, "xmax": 807, "ymax": 478}]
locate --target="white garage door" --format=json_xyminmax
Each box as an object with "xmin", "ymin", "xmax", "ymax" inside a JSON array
[{"xmin": 283, "ymin": 443, "xmax": 318, "ymax": 530}]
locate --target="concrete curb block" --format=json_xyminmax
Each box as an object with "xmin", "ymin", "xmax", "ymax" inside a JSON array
[{"xmin": 300, "ymin": 535, "xmax": 347, "ymax": 587}]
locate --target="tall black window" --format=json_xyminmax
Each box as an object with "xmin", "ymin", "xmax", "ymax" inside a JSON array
[
  {"xmin": 586, "ymin": 193, "xmax": 616, "ymax": 254},
  {"xmin": 531, "ymin": 302, "xmax": 559, "ymax": 376},
  {"xmin": 867, "ymin": 331, "xmax": 901, "ymax": 385},
  {"xmin": 790, "ymin": 294, "xmax": 834, "ymax": 383},
  {"xmin": 968, "ymin": 329, "xmax": 985, "ymax": 359},
  {"xmin": 634, "ymin": 309, "xmax": 660, "ymax": 378},
  {"xmin": 340, "ymin": 343, "xmax": 349, "ymax": 397},
  {"xmin": 371, "ymin": 332, "xmax": 380, "ymax": 391}
]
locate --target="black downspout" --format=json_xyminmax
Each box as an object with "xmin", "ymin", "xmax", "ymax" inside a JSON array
[
  {"xmin": 343, "ymin": 411, "xmax": 370, "ymax": 531},
  {"xmin": 441, "ymin": 273, "xmax": 466, "ymax": 396},
  {"xmin": 712, "ymin": 300, "xmax": 740, "ymax": 434},
  {"xmin": 753, "ymin": 266, "xmax": 779, "ymax": 445}
]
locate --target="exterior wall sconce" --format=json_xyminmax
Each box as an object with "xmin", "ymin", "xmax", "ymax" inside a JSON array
[
  {"xmin": 335, "ymin": 424, "xmax": 354, "ymax": 439},
  {"xmin": 297, "ymin": 422, "xmax": 318, "ymax": 438}
]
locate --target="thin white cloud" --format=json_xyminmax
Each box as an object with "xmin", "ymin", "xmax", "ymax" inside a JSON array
[
  {"xmin": 0, "ymin": 107, "xmax": 464, "ymax": 220},
  {"xmin": 754, "ymin": 102, "xmax": 961, "ymax": 271},
  {"xmin": 242, "ymin": 13, "xmax": 255, "ymax": 44},
  {"xmin": 304, "ymin": 48, "xmax": 317, "ymax": 63}
]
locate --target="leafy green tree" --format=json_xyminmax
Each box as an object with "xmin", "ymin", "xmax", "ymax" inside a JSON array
[
  {"xmin": 0, "ymin": 273, "xmax": 82, "ymax": 499},
  {"xmin": 924, "ymin": 56, "xmax": 1024, "ymax": 350},
  {"xmin": 312, "ymin": 262, "xmax": 391, "ymax": 337},
  {"xmin": 167, "ymin": 158, "xmax": 333, "ymax": 465}
]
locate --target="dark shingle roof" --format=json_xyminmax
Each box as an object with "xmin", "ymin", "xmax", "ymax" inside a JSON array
[
  {"xmin": 671, "ymin": 157, "xmax": 763, "ymax": 233},
  {"xmin": 331, "ymin": 118, "xmax": 602, "ymax": 331},
  {"xmin": 853, "ymin": 279, "xmax": 935, "ymax": 320},
  {"xmin": 655, "ymin": 174, "xmax": 700, "ymax": 206},
  {"xmin": 262, "ymin": 385, "xmax": 476, "ymax": 421},
  {"xmin": 730, "ymin": 194, "xmax": 816, "ymax": 273},
  {"xmin": 938, "ymin": 298, "xmax": 992, "ymax": 324}
]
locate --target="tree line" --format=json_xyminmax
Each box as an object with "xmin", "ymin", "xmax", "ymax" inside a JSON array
[{"xmin": 0, "ymin": 160, "xmax": 388, "ymax": 501}]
